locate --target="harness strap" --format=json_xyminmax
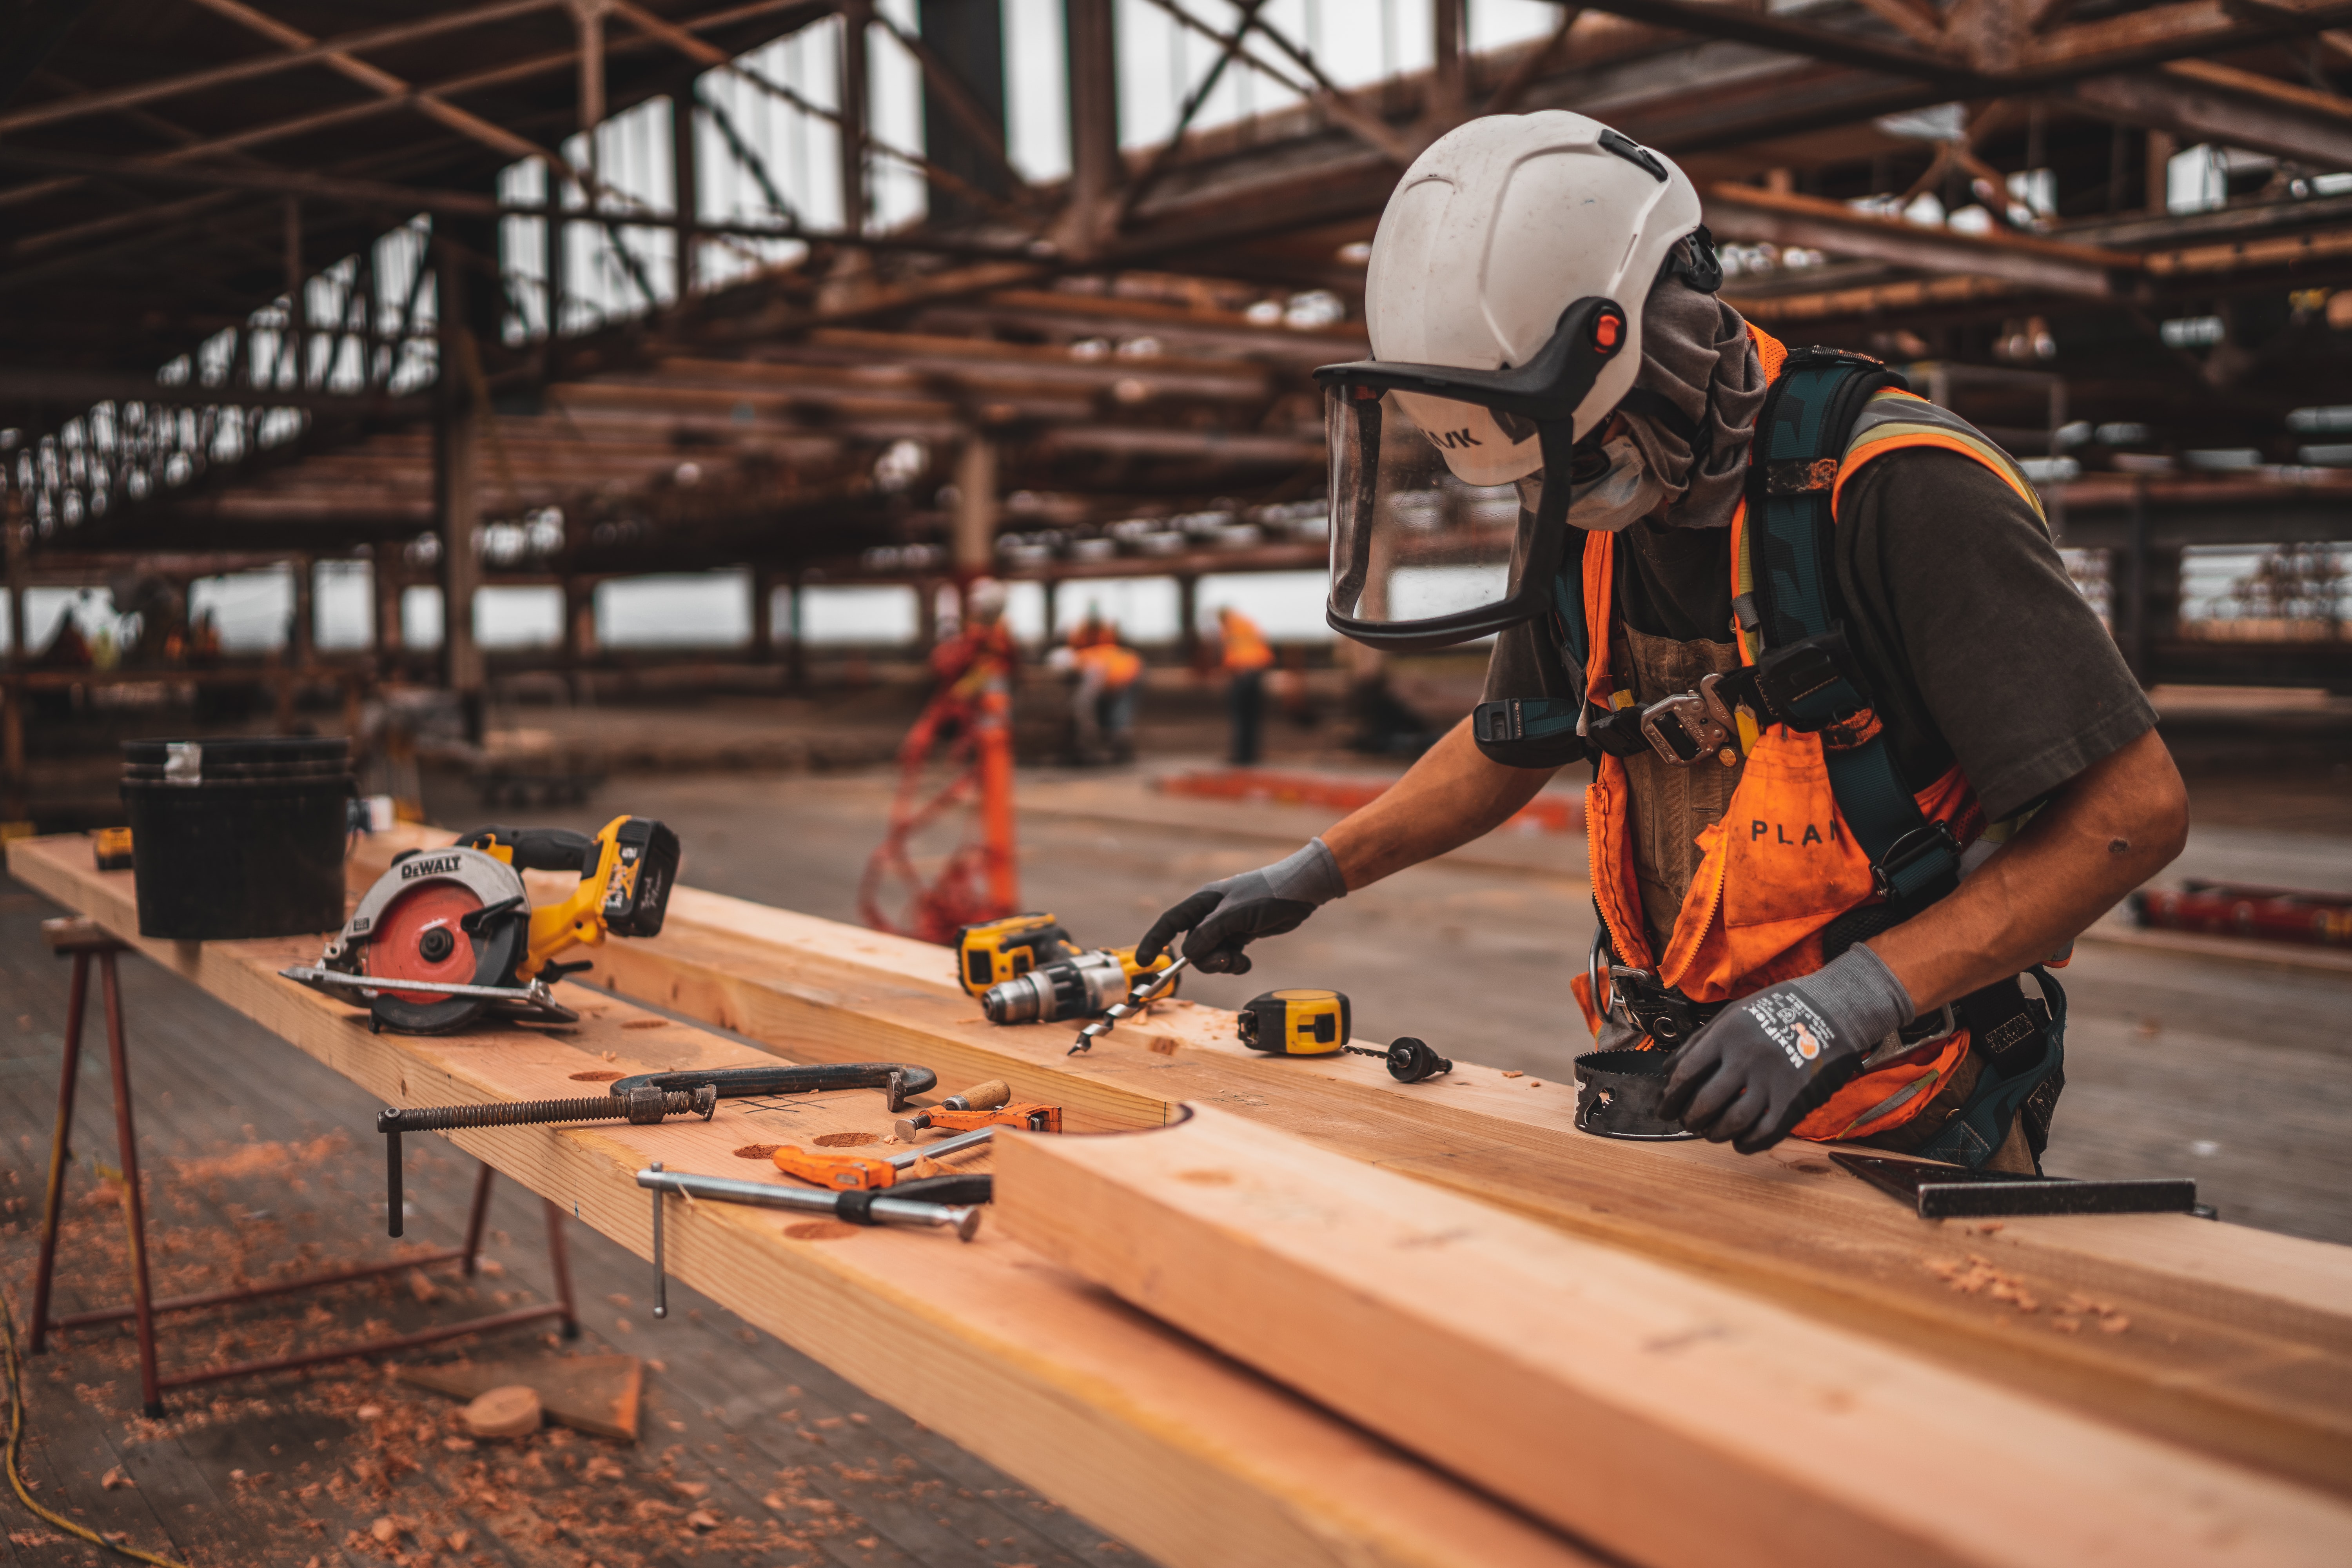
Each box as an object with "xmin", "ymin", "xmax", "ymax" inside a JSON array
[{"xmin": 1746, "ymin": 349, "xmax": 1959, "ymax": 910}]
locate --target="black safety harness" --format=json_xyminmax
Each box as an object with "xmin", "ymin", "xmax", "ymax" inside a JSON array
[{"xmin": 1483, "ymin": 350, "xmax": 2066, "ymax": 1166}]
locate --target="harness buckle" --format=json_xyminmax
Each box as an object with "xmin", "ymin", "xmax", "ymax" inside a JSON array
[
  {"xmin": 1584, "ymin": 705, "xmax": 1652, "ymax": 758},
  {"xmin": 1638, "ymin": 691, "xmax": 1733, "ymax": 766},
  {"xmin": 1871, "ymin": 821, "xmax": 1962, "ymax": 907},
  {"xmin": 1606, "ymin": 965, "xmax": 1721, "ymax": 1046},
  {"xmin": 1751, "ymin": 631, "xmax": 1860, "ymax": 731}
]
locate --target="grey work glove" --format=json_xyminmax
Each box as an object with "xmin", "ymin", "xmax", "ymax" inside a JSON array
[
  {"xmin": 1657, "ymin": 944, "xmax": 1915, "ymax": 1154},
  {"xmin": 1136, "ymin": 838, "xmax": 1347, "ymax": 976}
]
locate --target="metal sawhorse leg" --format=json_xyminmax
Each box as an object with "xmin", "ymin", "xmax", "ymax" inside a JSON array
[{"xmin": 25, "ymin": 917, "xmax": 580, "ymax": 1417}]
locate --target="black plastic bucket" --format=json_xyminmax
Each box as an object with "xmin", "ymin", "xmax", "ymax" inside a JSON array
[{"xmin": 120, "ymin": 737, "xmax": 352, "ymax": 940}]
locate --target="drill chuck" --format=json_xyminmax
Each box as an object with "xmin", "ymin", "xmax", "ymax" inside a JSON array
[{"xmin": 983, "ymin": 949, "xmax": 1129, "ymax": 1024}]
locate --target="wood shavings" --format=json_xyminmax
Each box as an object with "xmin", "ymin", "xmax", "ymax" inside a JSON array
[
  {"xmin": 1925, "ymin": 1254, "xmax": 2037, "ymax": 1309},
  {"xmin": 621, "ymin": 1018, "xmax": 671, "ymax": 1030},
  {"xmin": 1501, "ymin": 1071, "xmax": 1524, "ymax": 1079}
]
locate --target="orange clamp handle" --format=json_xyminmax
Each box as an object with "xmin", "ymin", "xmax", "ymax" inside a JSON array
[{"xmin": 771, "ymin": 1146, "xmax": 897, "ymax": 1191}]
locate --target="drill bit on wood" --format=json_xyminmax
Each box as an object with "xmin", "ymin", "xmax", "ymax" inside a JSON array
[{"xmin": 1069, "ymin": 955, "xmax": 1191, "ymax": 1054}]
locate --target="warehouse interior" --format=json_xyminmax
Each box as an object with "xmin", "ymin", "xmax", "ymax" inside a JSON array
[{"xmin": 3, "ymin": 5, "xmax": 2352, "ymax": 1567}]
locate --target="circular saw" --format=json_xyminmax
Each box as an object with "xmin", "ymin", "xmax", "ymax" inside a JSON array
[{"xmin": 283, "ymin": 816, "xmax": 680, "ymax": 1034}]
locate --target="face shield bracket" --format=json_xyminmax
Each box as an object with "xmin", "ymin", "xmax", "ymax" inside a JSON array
[{"xmin": 1317, "ymin": 297, "xmax": 1627, "ymax": 652}]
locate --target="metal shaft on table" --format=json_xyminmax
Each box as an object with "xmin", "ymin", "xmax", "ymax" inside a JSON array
[
  {"xmin": 650, "ymin": 1161, "xmax": 668, "ymax": 1320},
  {"xmin": 636, "ymin": 1163, "xmax": 981, "ymax": 1319},
  {"xmin": 1069, "ymin": 955, "xmax": 1190, "ymax": 1054},
  {"xmin": 886, "ymin": 1125, "xmax": 995, "ymax": 1167},
  {"xmin": 379, "ymin": 1084, "xmax": 717, "ymax": 1237}
]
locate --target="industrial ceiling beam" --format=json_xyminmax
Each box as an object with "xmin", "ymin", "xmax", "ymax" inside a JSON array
[
  {"xmin": 0, "ymin": 143, "xmax": 1047, "ymax": 258},
  {"xmin": 0, "ymin": 365, "xmax": 432, "ymax": 416},
  {"xmin": 1569, "ymin": 0, "xmax": 2352, "ymax": 90},
  {"xmin": 1703, "ymin": 181, "xmax": 2138, "ymax": 295},
  {"xmin": 2067, "ymin": 62, "xmax": 2352, "ymax": 172},
  {"xmin": 0, "ymin": 0, "xmax": 566, "ymax": 135}
]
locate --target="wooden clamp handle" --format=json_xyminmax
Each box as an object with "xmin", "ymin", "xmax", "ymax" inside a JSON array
[{"xmin": 946, "ymin": 1080, "xmax": 1012, "ymax": 1111}]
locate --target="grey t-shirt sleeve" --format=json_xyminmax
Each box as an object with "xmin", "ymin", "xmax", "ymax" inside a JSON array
[{"xmin": 1835, "ymin": 448, "xmax": 2156, "ymax": 821}]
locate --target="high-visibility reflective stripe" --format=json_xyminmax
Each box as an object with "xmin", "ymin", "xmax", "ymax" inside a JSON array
[{"xmin": 1835, "ymin": 389, "xmax": 2047, "ymax": 523}]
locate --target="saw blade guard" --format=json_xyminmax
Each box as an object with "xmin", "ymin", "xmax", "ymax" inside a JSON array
[{"xmin": 331, "ymin": 847, "xmax": 530, "ymax": 1032}]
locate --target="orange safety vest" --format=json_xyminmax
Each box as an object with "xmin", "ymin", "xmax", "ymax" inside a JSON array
[
  {"xmin": 1221, "ymin": 614, "xmax": 1274, "ymax": 672},
  {"xmin": 1078, "ymin": 641, "xmax": 1143, "ymax": 689},
  {"xmin": 1582, "ymin": 326, "xmax": 2045, "ymax": 1144}
]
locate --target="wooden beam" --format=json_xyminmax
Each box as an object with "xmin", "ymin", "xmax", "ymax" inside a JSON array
[
  {"xmin": 2032, "ymin": 0, "xmax": 2352, "ymax": 75},
  {"xmin": 436, "ymin": 245, "xmax": 486, "ymax": 707},
  {"xmin": 304, "ymin": 835, "xmax": 2352, "ymax": 1500},
  {"xmin": 838, "ymin": 1, "xmax": 871, "ymax": 235},
  {"xmin": 0, "ymin": 833, "xmax": 1591, "ymax": 1568},
  {"xmin": 996, "ymin": 1105, "xmax": 2352, "ymax": 1568},
  {"xmin": 1701, "ymin": 181, "xmax": 2135, "ymax": 295},
  {"xmin": 1061, "ymin": 0, "xmax": 1120, "ymax": 256},
  {"xmin": 1572, "ymin": 0, "xmax": 1968, "ymax": 82},
  {"xmin": 0, "ymin": 365, "xmax": 431, "ymax": 417},
  {"xmin": 0, "ymin": 0, "xmax": 566, "ymax": 134},
  {"xmin": 1849, "ymin": 0, "xmax": 1947, "ymax": 50},
  {"xmin": 2069, "ymin": 63, "xmax": 2352, "ymax": 171},
  {"xmin": 185, "ymin": 0, "xmax": 550, "ymax": 166}
]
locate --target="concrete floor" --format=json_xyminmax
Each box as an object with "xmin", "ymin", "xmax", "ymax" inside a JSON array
[{"xmin": 425, "ymin": 759, "xmax": 2352, "ymax": 1249}]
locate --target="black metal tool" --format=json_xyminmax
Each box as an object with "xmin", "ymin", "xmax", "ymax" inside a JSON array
[
  {"xmin": 607, "ymin": 1061, "xmax": 939, "ymax": 1113},
  {"xmin": 1573, "ymin": 1049, "xmax": 1699, "ymax": 1141},
  {"xmin": 1341, "ymin": 1036, "xmax": 1454, "ymax": 1083},
  {"xmin": 640, "ymin": 1161, "xmax": 988, "ymax": 1318},
  {"xmin": 1830, "ymin": 1152, "xmax": 2205, "ymax": 1220},
  {"xmin": 377, "ymin": 1083, "xmax": 717, "ymax": 1237}
]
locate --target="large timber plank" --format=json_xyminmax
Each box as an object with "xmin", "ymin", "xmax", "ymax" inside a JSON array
[
  {"xmin": 347, "ymin": 830, "xmax": 2352, "ymax": 1496},
  {"xmin": 995, "ymin": 1105, "xmax": 2352, "ymax": 1568},
  {"xmin": 5, "ymin": 833, "xmax": 1599, "ymax": 1568}
]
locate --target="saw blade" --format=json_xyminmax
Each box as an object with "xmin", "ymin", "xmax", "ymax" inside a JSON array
[{"xmin": 361, "ymin": 878, "xmax": 524, "ymax": 1034}]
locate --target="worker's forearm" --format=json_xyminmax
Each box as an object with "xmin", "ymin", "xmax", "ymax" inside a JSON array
[
  {"xmin": 1869, "ymin": 729, "xmax": 2188, "ymax": 1014},
  {"xmin": 1321, "ymin": 717, "xmax": 1557, "ymax": 890}
]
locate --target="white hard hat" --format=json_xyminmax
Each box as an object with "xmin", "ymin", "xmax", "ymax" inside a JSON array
[
  {"xmin": 964, "ymin": 577, "xmax": 1008, "ymax": 620},
  {"xmin": 1365, "ymin": 111, "xmax": 1708, "ymax": 485}
]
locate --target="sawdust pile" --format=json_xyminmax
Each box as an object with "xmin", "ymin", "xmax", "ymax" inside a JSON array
[{"xmin": 0, "ymin": 1143, "xmax": 1086, "ymax": 1566}]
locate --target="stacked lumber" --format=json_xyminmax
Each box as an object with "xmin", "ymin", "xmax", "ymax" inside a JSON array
[
  {"xmin": 343, "ymin": 837, "xmax": 2352, "ymax": 1498},
  {"xmin": 997, "ymin": 1107, "xmax": 2352, "ymax": 1567},
  {"xmin": 18, "ymin": 828, "xmax": 2352, "ymax": 1566},
  {"xmin": 4, "ymin": 834, "xmax": 1590, "ymax": 1568}
]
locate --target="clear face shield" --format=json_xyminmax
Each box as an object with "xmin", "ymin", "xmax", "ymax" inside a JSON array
[{"xmin": 1316, "ymin": 298, "xmax": 1628, "ymax": 652}]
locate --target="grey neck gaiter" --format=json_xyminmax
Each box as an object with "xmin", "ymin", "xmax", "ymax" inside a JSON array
[{"xmin": 1619, "ymin": 276, "xmax": 1767, "ymax": 531}]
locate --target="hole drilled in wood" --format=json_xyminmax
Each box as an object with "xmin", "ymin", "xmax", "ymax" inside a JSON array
[
  {"xmin": 783, "ymin": 1221, "xmax": 859, "ymax": 1242},
  {"xmin": 568, "ymin": 1070, "xmax": 624, "ymax": 1083},
  {"xmin": 811, "ymin": 1132, "xmax": 878, "ymax": 1149},
  {"xmin": 733, "ymin": 1143, "xmax": 782, "ymax": 1160}
]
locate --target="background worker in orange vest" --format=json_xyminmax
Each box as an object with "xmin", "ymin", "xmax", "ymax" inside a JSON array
[
  {"xmin": 1216, "ymin": 605, "xmax": 1275, "ymax": 766},
  {"xmin": 1140, "ymin": 113, "xmax": 2189, "ymax": 1172},
  {"xmin": 1063, "ymin": 615, "xmax": 1143, "ymax": 764}
]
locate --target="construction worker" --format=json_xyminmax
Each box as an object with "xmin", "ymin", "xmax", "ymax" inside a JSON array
[
  {"xmin": 1216, "ymin": 605, "xmax": 1275, "ymax": 766},
  {"xmin": 1139, "ymin": 113, "xmax": 2187, "ymax": 1172},
  {"xmin": 929, "ymin": 577, "xmax": 1016, "ymax": 700},
  {"xmin": 1073, "ymin": 620, "xmax": 1143, "ymax": 764}
]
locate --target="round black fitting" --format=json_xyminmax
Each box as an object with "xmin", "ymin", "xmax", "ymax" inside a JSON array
[{"xmin": 1384, "ymin": 1036, "xmax": 1452, "ymax": 1083}]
